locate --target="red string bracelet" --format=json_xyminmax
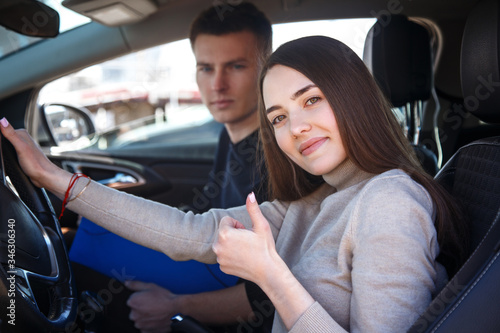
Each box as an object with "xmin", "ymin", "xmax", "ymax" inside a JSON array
[{"xmin": 59, "ymin": 173, "xmax": 91, "ymax": 220}]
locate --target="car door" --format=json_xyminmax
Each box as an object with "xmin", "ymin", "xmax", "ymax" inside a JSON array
[{"xmin": 35, "ymin": 39, "xmax": 222, "ymax": 228}]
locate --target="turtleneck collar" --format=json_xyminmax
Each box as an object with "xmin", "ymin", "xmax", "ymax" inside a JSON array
[{"xmin": 322, "ymin": 158, "xmax": 374, "ymax": 191}]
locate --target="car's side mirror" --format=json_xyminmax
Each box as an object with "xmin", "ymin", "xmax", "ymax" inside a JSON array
[{"xmin": 41, "ymin": 103, "xmax": 96, "ymax": 148}]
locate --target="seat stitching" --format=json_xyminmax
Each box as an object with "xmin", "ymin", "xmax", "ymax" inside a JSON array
[
  {"xmin": 447, "ymin": 210, "xmax": 500, "ymax": 278},
  {"xmin": 430, "ymin": 251, "xmax": 500, "ymax": 333}
]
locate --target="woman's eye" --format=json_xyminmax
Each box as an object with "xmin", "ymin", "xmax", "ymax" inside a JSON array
[
  {"xmin": 305, "ymin": 97, "xmax": 320, "ymax": 105},
  {"xmin": 272, "ymin": 115, "xmax": 285, "ymax": 125}
]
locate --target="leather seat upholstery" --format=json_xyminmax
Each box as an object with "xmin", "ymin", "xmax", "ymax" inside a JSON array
[
  {"xmin": 408, "ymin": 0, "xmax": 500, "ymax": 331},
  {"xmin": 364, "ymin": 15, "xmax": 433, "ymax": 106},
  {"xmin": 364, "ymin": 15, "xmax": 439, "ymax": 176}
]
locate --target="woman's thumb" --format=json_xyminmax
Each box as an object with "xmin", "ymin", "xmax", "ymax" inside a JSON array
[
  {"xmin": 1, "ymin": 118, "xmax": 17, "ymax": 143},
  {"xmin": 1, "ymin": 118, "xmax": 27, "ymax": 151},
  {"xmin": 246, "ymin": 192, "xmax": 268, "ymax": 233}
]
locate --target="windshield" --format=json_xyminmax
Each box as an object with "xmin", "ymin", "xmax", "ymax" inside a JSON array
[{"xmin": 0, "ymin": 0, "xmax": 90, "ymax": 59}]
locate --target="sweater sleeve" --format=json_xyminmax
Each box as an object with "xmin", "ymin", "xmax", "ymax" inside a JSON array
[
  {"xmin": 348, "ymin": 174, "xmax": 443, "ymax": 332},
  {"xmin": 289, "ymin": 174, "xmax": 443, "ymax": 333},
  {"xmin": 289, "ymin": 302, "xmax": 348, "ymax": 333},
  {"xmin": 66, "ymin": 179, "xmax": 288, "ymax": 263}
]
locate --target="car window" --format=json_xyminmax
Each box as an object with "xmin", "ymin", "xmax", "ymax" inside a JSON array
[
  {"xmin": 0, "ymin": 0, "xmax": 90, "ymax": 59},
  {"xmin": 37, "ymin": 18, "xmax": 376, "ymax": 153}
]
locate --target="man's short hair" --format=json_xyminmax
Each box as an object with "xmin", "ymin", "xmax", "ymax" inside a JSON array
[{"xmin": 189, "ymin": 2, "xmax": 272, "ymax": 56}]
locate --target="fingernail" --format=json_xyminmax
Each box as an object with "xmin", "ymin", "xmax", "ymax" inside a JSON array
[
  {"xmin": 0, "ymin": 117, "xmax": 8, "ymax": 128},
  {"xmin": 248, "ymin": 192, "xmax": 256, "ymax": 203}
]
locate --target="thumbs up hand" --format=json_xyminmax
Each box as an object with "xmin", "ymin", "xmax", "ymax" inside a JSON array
[
  {"xmin": 212, "ymin": 192, "xmax": 279, "ymax": 284},
  {"xmin": 214, "ymin": 193, "xmax": 316, "ymax": 329}
]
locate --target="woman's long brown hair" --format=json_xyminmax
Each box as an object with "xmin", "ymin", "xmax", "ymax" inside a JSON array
[{"xmin": 258, "ymin": 36, "xmax": 468, "ymax": 275}]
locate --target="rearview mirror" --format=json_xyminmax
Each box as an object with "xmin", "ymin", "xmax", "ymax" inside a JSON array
[{"xmin": 0, "ymin": 0, "xmax": 60, "ymax": 37}]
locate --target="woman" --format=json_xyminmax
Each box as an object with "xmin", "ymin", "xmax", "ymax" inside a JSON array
[{"xmin": 0, "ymin": 36, "xmax": 467, "ymax": 332}]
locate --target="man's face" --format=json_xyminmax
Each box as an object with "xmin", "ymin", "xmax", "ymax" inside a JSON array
[{"xmin": 193, "ymin": 31, "xmax": 261, "ymax": 125}]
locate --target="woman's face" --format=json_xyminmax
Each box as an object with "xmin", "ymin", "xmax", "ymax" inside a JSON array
[{"xmin": 263, "ymin": 65, "xmax": 347, "ymax": 176}]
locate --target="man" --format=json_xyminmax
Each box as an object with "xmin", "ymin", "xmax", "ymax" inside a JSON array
[{"xmin": 124, "ymin": 3, "xmax": 274, "ymax": 332}]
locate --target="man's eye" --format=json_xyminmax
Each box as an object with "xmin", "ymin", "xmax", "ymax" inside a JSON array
[
  {"xmin": 233, "ymin": 64, "xmax": 245, "ymax": 70},
  {"xmin": 305, "ymin": 97, "xmax": 320, "ymax": 105},
  {"xmin": 199, "ymin": 67, "xmax": 212, "ymax": 73},
  {"xmin": 272, "ymin": 115, "xmax": 285, "ymax": 125}
]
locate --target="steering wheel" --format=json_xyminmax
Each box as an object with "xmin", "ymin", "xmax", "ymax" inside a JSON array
[{"xmin": 0, "ymin": 134, "xmax": 77, "ymax": 332}]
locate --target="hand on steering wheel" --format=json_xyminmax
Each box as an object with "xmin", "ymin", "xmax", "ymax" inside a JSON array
[{"xmin": 0, "ymin": 122, "xmax": 78, "ymax": 332}]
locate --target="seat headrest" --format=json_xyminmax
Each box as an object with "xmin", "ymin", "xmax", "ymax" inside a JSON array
[
  {"xmin": 461, "ymin": 0, "xmax": 500, "ymax": 123},
  {"xmin": 363, "ymin": 15, "xmax": 433, "ymax": 107}
]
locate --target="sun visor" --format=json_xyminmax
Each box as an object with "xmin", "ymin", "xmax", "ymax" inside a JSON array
[{"xmin": 62, "ymin": 0, "xmax": 158, "ymax": 27}]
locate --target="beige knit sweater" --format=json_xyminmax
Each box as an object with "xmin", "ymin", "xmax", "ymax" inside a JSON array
[{"xmin": 67, "ymin": 159, "xmax": 446, "ymax": 332}]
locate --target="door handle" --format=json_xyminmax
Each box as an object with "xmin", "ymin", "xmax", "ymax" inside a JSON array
[
  {"xmin": 98, "ymin": 172, "xmax": 138, "ymax": 187},
  {"xmin": 59, "ymin": 160, "xmax": 145, "ymax": 189}
]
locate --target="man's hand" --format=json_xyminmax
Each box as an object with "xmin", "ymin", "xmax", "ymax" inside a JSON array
[{"xmin": 126, "ymin": 281, "xmax": 179, "ymax": 333}]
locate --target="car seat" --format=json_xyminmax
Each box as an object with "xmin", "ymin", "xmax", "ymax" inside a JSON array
[
  {"xmin": 407, "ymin": 0, "xmax": 500, "ymax": 331},
  {"xmin": 364, "ymin": 15, "xmax": 440, "ymax": 176}
]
